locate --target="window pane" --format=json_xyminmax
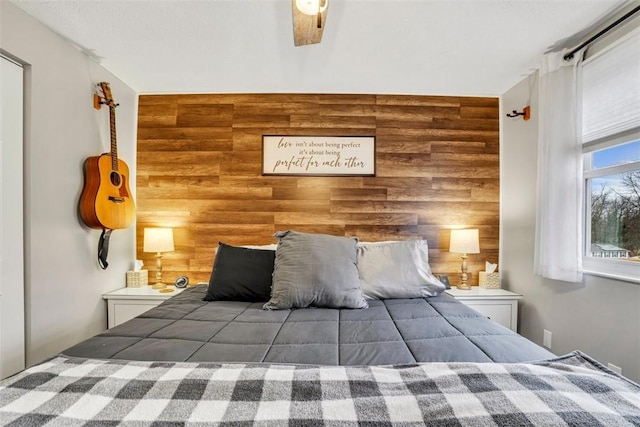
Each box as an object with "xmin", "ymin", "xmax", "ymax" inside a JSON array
[
  {"xmin": 592, "ymin": 139, "xmax": 640, "ymax": 169},
  {"xmin": 588, "ymin": 171, "xmax": 640, "ymax": 260}
]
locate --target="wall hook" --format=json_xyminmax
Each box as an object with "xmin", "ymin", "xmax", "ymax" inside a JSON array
[
  {"xmin": 506, "ymin": 106, "xmax": 530, "ymax": 121},
  {"xmin": 93, "ymin": 93, "xmax": 120, "ymax": 110},
  {"xmin": 93, "ymin": 93, "xmax": 103, "ymax": 110}
]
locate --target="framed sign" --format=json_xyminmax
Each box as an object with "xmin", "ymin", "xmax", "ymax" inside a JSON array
[{"xmin": 262, "ymin": 135, "xmax": 376, "ymax": 176}]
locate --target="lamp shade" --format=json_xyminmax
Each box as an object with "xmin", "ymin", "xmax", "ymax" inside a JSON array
[
  {"xmin": 143, "ymin": 228, "xmax": 174, "ymax": 253},
  {"xmin": 449, "ymin": 229, "xmax": 480, "ymax": 254}
]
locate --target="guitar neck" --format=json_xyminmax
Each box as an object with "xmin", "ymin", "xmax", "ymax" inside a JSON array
[{"xmin": 109, "ymin": 105, "xmax": 119, "ymax": 172}]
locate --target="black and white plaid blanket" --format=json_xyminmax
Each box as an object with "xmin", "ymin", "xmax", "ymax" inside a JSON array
[{"xmin": 1, "ymin": 351, "xmax": 639, "ymax": 426}]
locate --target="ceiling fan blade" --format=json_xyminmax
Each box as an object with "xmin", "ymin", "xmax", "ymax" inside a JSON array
[{"xmin": 292, "ymin": 0, "xmax": 328, "ymax": 46}]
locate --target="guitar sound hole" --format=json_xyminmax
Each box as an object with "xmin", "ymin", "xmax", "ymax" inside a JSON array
[{"xmin": 110, "ymin": 171, "xmax": 121, "ymax": 187}]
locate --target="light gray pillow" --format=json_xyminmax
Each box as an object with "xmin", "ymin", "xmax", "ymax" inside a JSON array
[
  {"xmin": 263, "ymin": 230, "xmax": 368, "ymax": 310},
  {"xmin": 357, "ymin": 240, "xmax": 446, "ymax": 299}
]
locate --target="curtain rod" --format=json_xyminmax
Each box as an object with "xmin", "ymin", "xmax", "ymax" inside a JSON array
[{"xmin": 563, "ymin": 4, "xmax": 640, "ymax": 61}]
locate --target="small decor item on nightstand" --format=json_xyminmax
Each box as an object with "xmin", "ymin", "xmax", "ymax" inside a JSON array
[
  {"xmin": 174, "ymin": 275, "xmax": 189, "ymax": 288},
  {"xmin": 479, "ymin": 261, "xmax": 500, "ymax": 289},
  {"xmin": 125, "ymin": 270, "xmax": 148, "ymax": 288},
  {"xmin": 438, "ymin": 275, "xmax": 451, "ymax": 289},
  {"xmin": 479, "ymin": 272, "xmax": 500, "ymax": 288}
]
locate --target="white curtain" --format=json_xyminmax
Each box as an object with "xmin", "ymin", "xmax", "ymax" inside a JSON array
[{"xmin": 534, "ymin": 51, "xmax": 584, "ymax": 283}]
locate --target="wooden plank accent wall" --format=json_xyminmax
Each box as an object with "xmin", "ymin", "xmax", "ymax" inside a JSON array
[{"xmin": 136, "ymin": 94, "xmax": 499, "ymax": 286}]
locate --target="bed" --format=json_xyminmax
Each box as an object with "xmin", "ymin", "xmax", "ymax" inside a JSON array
[
  {"xmin": 2, "ymin": 231, "xmax": 639, "ymax": 425},
  {"xmin": 62, "ymin": 284, "xmax": 553, "ymax": 365}
]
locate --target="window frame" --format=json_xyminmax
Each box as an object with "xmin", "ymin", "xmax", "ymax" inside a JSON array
[{"xmin": 582, "ymin": 147, "xmax": 640, "ymax": 283}]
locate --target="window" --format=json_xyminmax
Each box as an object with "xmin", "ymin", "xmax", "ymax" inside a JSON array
[{"xmin": 581, "ymin": 29, "xmax": 640, "ymax": 282}]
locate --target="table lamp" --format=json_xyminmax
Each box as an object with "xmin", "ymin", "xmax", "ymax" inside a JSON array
[
  {"xmin": 143, "ymin": 227, "xmax": 174, "ymax": 289},
  {"xmin": 449, "ymin": 229, "xmax": 480, "ymax": 290}
]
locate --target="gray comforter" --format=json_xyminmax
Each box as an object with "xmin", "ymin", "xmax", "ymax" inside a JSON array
[{"xmin": 63, "ymin": 284, "xmax": 554, "ymax": 365}]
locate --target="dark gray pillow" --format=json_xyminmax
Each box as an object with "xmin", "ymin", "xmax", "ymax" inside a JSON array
[
  {"xmin": 204, "ymin": 242, "xmax": 275, "ymax": 302},
  {"xmin": 263, "ymin": 230, "xmax": 368, "ymax": 310},
  {"xmin": 357, "ymin": 240, "xmax": 446, "ymax": 299}
]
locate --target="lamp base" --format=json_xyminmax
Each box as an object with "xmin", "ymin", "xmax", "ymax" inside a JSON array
[
  {"xmin": 458, "ymin": 253, "xmax": 472, "ymax": 290},
  {"xmin": 151, "ymin": 282, "xmax": 166, "ymax": 290}
]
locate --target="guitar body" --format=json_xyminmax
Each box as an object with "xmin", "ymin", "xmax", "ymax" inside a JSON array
[
  {"xmin": 80, "ymin": 82, "xmax": 135, "ymax": 232},
  {"xmin": 80, "ymin": 153, "xmax": 135, "ymax": 230}
]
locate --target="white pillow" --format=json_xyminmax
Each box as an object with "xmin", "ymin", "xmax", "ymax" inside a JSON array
[
  {"xmin": 357, "ymin": 240, "xmax": 446, "ymax": 299},
  {"xmin": 241, "ymin": 244, "xmax": 278, "ymax": 251},
  {"xmin": 212, "ymin": 243, "xmax": 278, "ymax": 255}
]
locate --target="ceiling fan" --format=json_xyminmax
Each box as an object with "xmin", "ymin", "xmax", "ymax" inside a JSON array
[{"xmin": 292, "ymin": 0, "xmax": 329, "ymax": 46}]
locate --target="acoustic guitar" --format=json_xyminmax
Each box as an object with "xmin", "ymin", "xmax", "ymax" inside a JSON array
[{"xmin": 80, "ymin": 82, "xmax": 135, "ymax": 231}]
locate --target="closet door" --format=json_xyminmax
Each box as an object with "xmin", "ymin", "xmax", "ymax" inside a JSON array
[{"xmin": 0, "ymin": 55, "xmax": 25, "ymax": 379}]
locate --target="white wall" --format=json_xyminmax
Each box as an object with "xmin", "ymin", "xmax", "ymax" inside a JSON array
[
  {"xmin": 0, "ymin": 2, "xmax": 137, "ymax": 367},
  {"xmin": 0, "ymin": 56, "xmax": 25, "ymax": 379},
  {"xmin": 501, "ymin": 73, "xmax": 640, "ymax": 383}
]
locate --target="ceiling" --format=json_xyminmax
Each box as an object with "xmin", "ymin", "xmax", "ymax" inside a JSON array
[{"xmin": 10, "ymin": 0, "xmax": 626, "ymax": 96}]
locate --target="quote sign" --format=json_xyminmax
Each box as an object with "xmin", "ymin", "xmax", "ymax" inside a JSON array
[{"xmin": 262, "ymin": 135, "xmax": 376, "ymax": 176}]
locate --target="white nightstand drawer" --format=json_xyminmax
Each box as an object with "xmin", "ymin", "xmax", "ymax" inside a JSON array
[
  {"xmin": 445, "ymin": 287, "xmax": 522, "ymax": 332},
  {"xmin": 112, "ymin": 301, "xmax": 162, "ymax": 327},
  {"xmin": 461, "ymin": 301, "xmax": 513, "ymax": 330},
  {"xmin": 103, "ymin": 286, "xmax": 185, "ymax": 328}
]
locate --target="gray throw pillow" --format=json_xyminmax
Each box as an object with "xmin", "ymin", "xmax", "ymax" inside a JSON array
[
  {"xmin": 357, "ymin": 240, "xmax": 446, "ymax": 299},
  {"xmin": 263, "ymin": 230, "xmax": 368, "ymax": 310}
]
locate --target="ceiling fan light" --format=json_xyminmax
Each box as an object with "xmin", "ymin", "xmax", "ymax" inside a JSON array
[{"xmin": 295, "ymin": 0, "xmax": 327, "ymax": 16}]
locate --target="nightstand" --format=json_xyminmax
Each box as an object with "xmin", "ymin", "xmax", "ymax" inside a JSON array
[
  {"xmin": 445, "ymin": 287, "xmax": 522, "ymax": 332},
  {"xmin": 102, "ymin": 286, "xmax": 185, "ymax": 328}
]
